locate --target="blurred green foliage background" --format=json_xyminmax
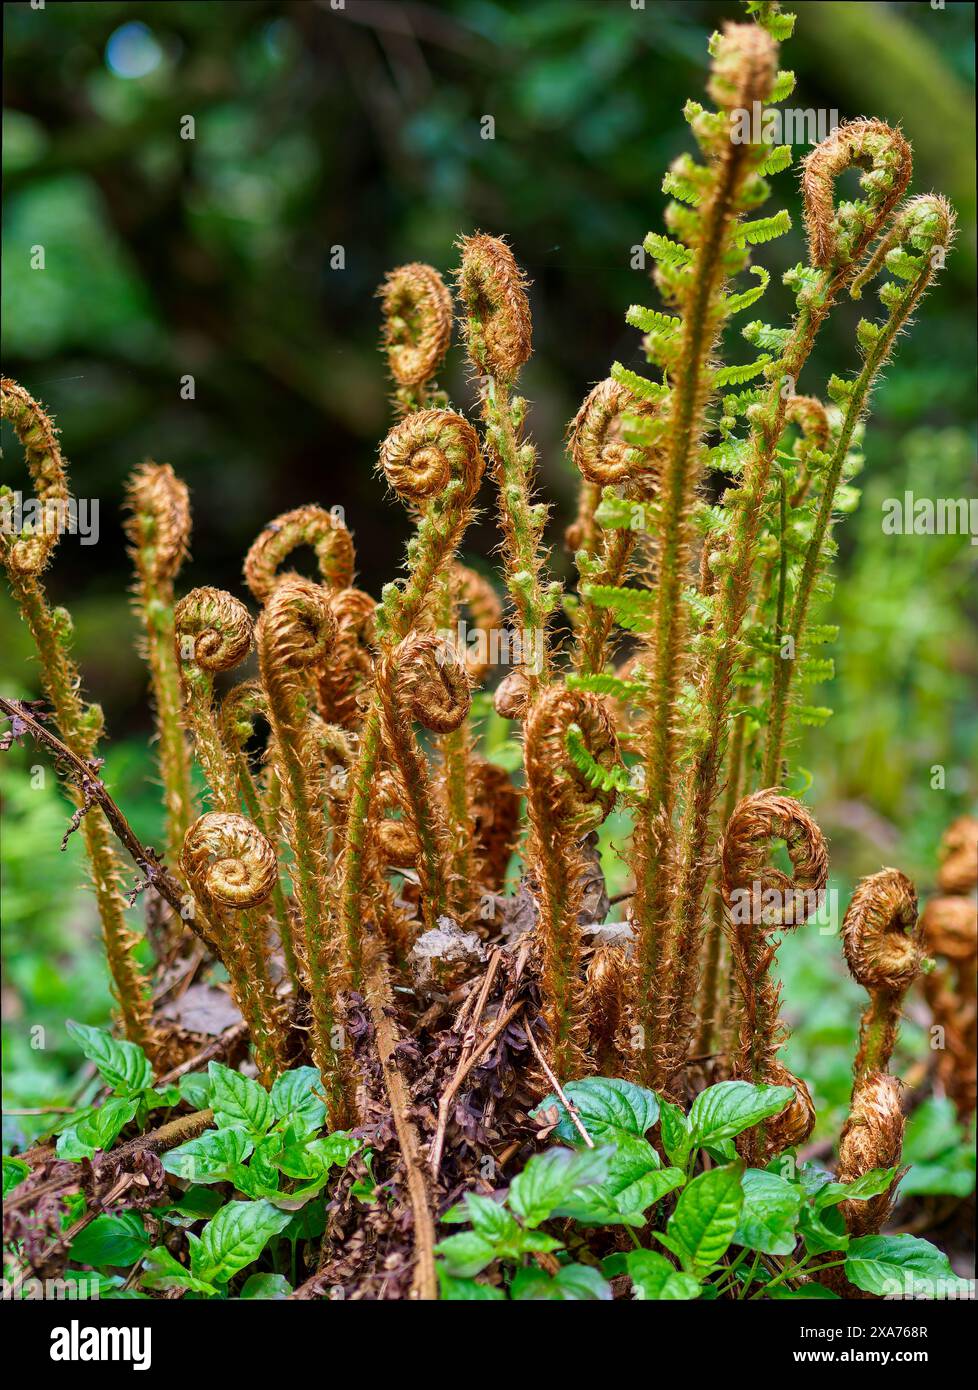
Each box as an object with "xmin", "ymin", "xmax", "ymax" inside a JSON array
[{"xmin": 2, "ymin": 0, "xmax": 975, "ymax": 1183}]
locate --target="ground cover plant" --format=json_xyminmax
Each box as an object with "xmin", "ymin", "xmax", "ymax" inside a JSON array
[{"xmin": 2, "ymin": 1, "xmax": 974, "ymax": 1303}]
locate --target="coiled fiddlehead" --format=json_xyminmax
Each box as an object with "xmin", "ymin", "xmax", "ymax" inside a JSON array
[
  {"xmin": 181, "ymin": 811, "xmax": 286, "ymax": 1082},
  {"xmin": 256, "ymin": 576, "xmax": 353, "ymax": 1122},
  {"xmin": 801, "ymin": 119, "xmax": 912, "ymax": 271},
  {"xmin": 837, "ymin": 869, "xmax": 920, "ymax": 1235},
  {"xmin": 377, "ymin": 633, "xmax": 470, "ymax": 930},
  {"xmin": 569, "ymin": 377, "xmax": 664, "ymax": 676},
  {"xmin": 244, "ymin": 504, "xmax": 354, "ymax": 606},
  {"xmin": 764, "ymin": 193, "xmax": 954, "ymax": 785},
  {"xmin": 173, "ymin": 587, "xmax": 253, "ymax": 811},
  {"xmin": 1, "ymin": 379, "xmax": 152, "ymax": 1047},
  {"xmin": 661, "ymin": 119, "xmax": 917, "ymax": 1090},
  {"xmin": 124, "ymin": 462, "xmax": 195, "ymax": 864},
  {"xmin": 456, "ymin": 234, "xmax": 554, "ymax": 700},
  {"xmin": 1, "ymin": 377, "xmax": 70, "ymax": 576},
  {"xmin": 220, "ymin": 679, "xmax": 301, "ymax": 991},
  {"xmin": 936, "ymin": 815, "xmax": 978, "ymax": 896},
  {"xmin": 524, "ymin": 687, "xmax": 621, "ymax": 1077},
  {"xmin": 338, "ymin": 410, "xmax": 483, "ymax": 969},
  {"xmin": 843, "ymin": 868, "xmax": 920, "ymax": 1083},
  {"xmin": 379, "ymin": 262, "xmax": 453, "ymax": 413},
  {"xmin": 721, "ymin": 790, "xmax": 828, "ymax": 1158}
]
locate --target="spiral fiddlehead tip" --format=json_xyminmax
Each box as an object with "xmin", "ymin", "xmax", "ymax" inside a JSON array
[
  {"xmin": 220, "ymin": 678, "xmax": 268, "ymax": 752},
  {"xmin": 383, "ymin": 631, "xmax": 472, "ymax": 735},
  {"xmin": 936, "ymin": 814, "xmax": 978, "ymax": 896},
  {"xmin": 569, "ymin": 377, "xmax": 664, "ymax": 488},
  {"xmin": 524, "ymin": 686, "xmax": 621, "ymax": 834},
  {"xmin": 256, "ymin": 574, "xmax": 337, "ymax": 678},
  {"xmin": 123, "ymin": 461, "xmax": 191, "ymax": 588},
  {"xmin": 244, "ymin": 504, "xmax": 355, "ymax": 605},
  {"xmin": 921, "ymin": 896, "xmax": 976, "ymax": 964},
  {"xmin": 182, "ymin": 810, "xmax": 278, "ymax": 911},
  {"xmin": 720, "ymin": 788, "xmax": 829, "ymax": 927},
  {"xmin": 1, "ymin": 377, "xmax": 72, "ymax": 575},
  {"xmin": 455, "ymin": 233, "xmax": 532, "ymax": 381},
  {"xmin": 378, "ymin": 407, "xmax": 484, "ymax": 507},
  {"xmin": 763, "ymin": 1060, "xmax": 816, "ymax": 1156},
  {"xmin": 801, "ymin": 119, "xmax": 913, "ymax": 270},
  {"xmin": 842, "ymin": 867, "xmax": 920, "ymax": 995},
  {"xmin": 379, "ymin": 262, "xmax": 453, "ymax": 388},
  {"xmin": 174, "ymin": 586, "xmax": 253, "ymax": 672}
]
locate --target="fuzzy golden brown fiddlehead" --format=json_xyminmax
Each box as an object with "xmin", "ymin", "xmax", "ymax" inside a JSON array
[
  {"xmin": 314, "ymin": 586, "xmax": 377, "ymax": 729},
  {"xmin": 801, "ymin": 118, "xmax": 913, "ymax": 271},
  {"xmin": 173, "ymin": 586, "xmax": 253, "ymax": 811},
  {"xmin": 843, "ymin": 869, "xmax": 921, "ymax": 1084},
  {"xmin": 220, "ymin": 679, "xmax": 302, "ymax": 991},
  {"xmin": 936, "ymin": 815, "xmax": 978, "ymax": 896},
  {"xmin": 921, "ymin": 893, "xmax": 977, "ymax": 1123},
  {"xmin": 124, "ymin": 462, "xmax": 195, "ymax": 864},
  {"xmin": 659, "ymin": 119, "xmax": 919, "ymax": 1091},
  {"xmin": 244, "ymin": 504, "xmax": 355, "ymax": 606},
  {"xmin": 377, "ymin": 633, "xmax": 470, "ymax": 930},
  {"xmin": 720, "ymin": 790, "xmax": 828, "ymax": 1155},
  {"xmin": 837, "ymin": 869, "xmax": 921, "ymax": 1235},
  {"xmin": 379, "ymin": 262, "xmax": 454, "ymax": 414},
  {"xmin": 181, "ymin": 810, "xmax": 286, "ymax": 1082},
  {"xmin": 569, "ymin": 377, "xmax": 664, "ymax": 675},
  {"xmin": 338, "ymin": 409, "xmax": 483, "ymax": 971},
  {"xmin": 524, "ymin": 687, "xmax": 622, "ymax": 1077},
  {"xmin": 256, "ymin": 576, "xmax": 353, "ymax": 1121},
  {"xmin": 456, "ymin": 233, "xmax": 555, "ymax": 700},
  {"xmin": 1, "ymin": 379, "xmax": 153, "ymax": 1047}
]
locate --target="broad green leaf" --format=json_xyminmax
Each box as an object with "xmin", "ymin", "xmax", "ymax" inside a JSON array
[
  {"xmin": 903, "ymin": 1096, "xmax": 963, "ymax": 1164},
  {"xmin": 270, "ymin": 1067, "xmax": 327, "ymax": 1135},
  {"xmin": 65, "ymin": 1021, "xmax": 152, "ymax": 1096},
  {"xmin": 899, "ymin": 1155, "xmax": 975, "ymax": 1200},
  {"xmin": 273, "ymin": 1130, "xmax": 359, "ymax": 1181},
  {"xmin": 189, "ymin": 1199, "xmax": 292, "ymax": 1286},
  {"xmin": 532, "ymin": 1077, "xmax": 659, "ymax": 1145},
  {"xmin": 626, "ymin": 1249, "xmax": 701, "ymax": 1301},
  {"xmin": 162, "ymin": 1128, "xmax": 254, "ymax": 1184},
  {"xmin": 510, "ymin": 1264, "xmax": 613, "ymax": 1301},
  {"xmin": 658, "ymin": 1098, "xmax": 692, "ymax": 1168},
  {"xmin": 663, "ymin": 1161, "xmax": 744, "ymax": 1277},
  {"xmin": 177, "ymin": 1071, "xmax": 212, "ymax": 1110},
  {"xmin": 208, "ymin": 1062, "xmax": 273, "ymax": 1135},
  {"xmin": 240, "ymin": 1272, "xmax": 292, "ymax": 1299},
  {"xmin": 688, "ymin": 1081, "xmax": 793, "ymax": 1148},
  {"xmin": 141, "ymin": 1246, "xmax": 218, "ymax": 1296},
  {"xmin": 844, "ymin": 1233, "xmax": 971, "ymax": 1299},
  {"xmin": 553, "ymin": 1133, "xmax": 684, "ymax": 1227},
  {"xmin": 158, "ymin": 1186, "xmax": 224, "ymax": 1228},
  {"xmin": 733, "ymin": 1168, "xmax": 802, "ymax": 1256},
  {"xmin": 508, "ymin": 1146, "xmax": 612, "ymax": 1228},
  {"xmin": 799, "ymin": 1203, "xmax": 848, "ymax": 1257},
  {"xmin": 3, "ymin": 1156, "xmax": 30, "ymax": 1197},
  {"xmin": 56, "ymin": 1097, "xmax": 139, "ymax": 1161},
  {"xmin": 458, "ymin": 1193, "xmax": 521, "ymax": 1244},
  {"xmin": 815, "ymin": 1167, "xmax": 897, "ymax": 1210},
  {"xmin": 69, "ymin": 1212, "xmax": 148, "ymax": 1268},
  {"xmin": 434, "ymin": 1230, "xmax": 499, "ymax": 1278},
  {"xmin": 437, "ymin": 1268, "xmax": 505, "ymax": 1300}
]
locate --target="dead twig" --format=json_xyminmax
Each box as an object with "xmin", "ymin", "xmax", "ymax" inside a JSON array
[
  {"xmin": 525, "ymin": 1022, "xmax": 594, "ymax": 1148},
  {"xmin": 364, "ymin": 951, "xmax": 438, "ymax": 1301}
]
